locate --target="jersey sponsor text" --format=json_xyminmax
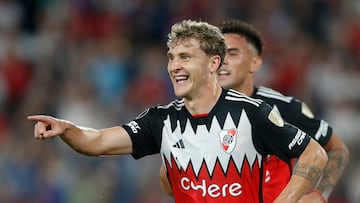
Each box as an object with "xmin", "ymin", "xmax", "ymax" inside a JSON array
[{"xmin": 180, "ymin": 177, "xmax": 242, "ymax": 198}]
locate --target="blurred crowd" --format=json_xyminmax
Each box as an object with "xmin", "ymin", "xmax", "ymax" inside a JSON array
[{"xmin": 0, "ymin": 0, "xmax": 359, "ymax": 202}]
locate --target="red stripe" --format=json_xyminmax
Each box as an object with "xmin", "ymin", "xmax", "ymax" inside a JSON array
[{"xmin": 192, "ymin": 113, "xmax": 208, "ymax": 118}]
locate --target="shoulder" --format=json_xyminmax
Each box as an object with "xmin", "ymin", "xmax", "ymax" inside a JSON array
[
  {"xmin": 222, "ymin": 89, "xmax": 284, "ymax": 126},
  {"xmin": 140, "ymin": 98, "xmax": 185, "ymax": 118},
  {"xmin": 255, "ymin": 86, "xmax": 317, "ymax": 120},
  {"xmin": 255, "ymin": 86, "xmax": 294, "ymax": 104},
  {"xmin": 224, "ymin": 89, "xmax": 263, "ymax": 107},
  {"xmin": 156, "ymin": 98, "xmax": 185, "ymax": 111},
  {"xmin": 128, "ymin": 99, "xmax": 185, "ymax": 130}
]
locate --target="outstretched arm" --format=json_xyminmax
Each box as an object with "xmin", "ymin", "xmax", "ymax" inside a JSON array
[
  {"xmin": 27, "ymin": 115, "xmax": 133, "ymax": 156},
  {"xmin": 274, "ymin": 139, "xmax": 328, "ymax": 203},
  {"xmin": 300, "ymin": 132, "xmax": 349, "ymax": 202}
]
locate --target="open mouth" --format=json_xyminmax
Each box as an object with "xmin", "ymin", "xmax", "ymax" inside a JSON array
[
  {"xmin": 174, "ymin": 75, "xmax": 189, "ymax": 83},
  {"xmin": 217, "ymin": 70, "xmax": 230, "ymax": 76}
]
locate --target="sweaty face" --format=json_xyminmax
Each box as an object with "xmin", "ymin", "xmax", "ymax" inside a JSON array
[
  {"xmin": 167, "ymin": 38, "xmax": 214, "ymax": 98},
  {"xmin": 217, "ymin": 33, "xmax": 257, "ymax": 91}
]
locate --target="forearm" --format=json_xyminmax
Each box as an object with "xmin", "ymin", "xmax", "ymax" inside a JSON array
[
  {"xmin": 274, "ymin": 140, "xmax": 328, "ymax": 203},
  {"xmin": 59, "ymin": 120, "xmax": 102, "ymax": 156},
  {"xmin": 275, "ymin": 164, "xmax": 322, "ymax": 202},
  {"xmin": 28, "ymin": 115, "xmax": 131, "ymax": 156},
  {"xmin": 315, "ymin": 148, "xmax": 349, "ymax": 199}
]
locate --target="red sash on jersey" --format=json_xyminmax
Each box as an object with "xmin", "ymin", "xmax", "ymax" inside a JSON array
[
  {"xmin": 165, "ymin": 155, "xmax": 262, "ymax": 203},
  {"xmin": 262, "ymin": 155, "xmax": 295, "ymax": 203}
]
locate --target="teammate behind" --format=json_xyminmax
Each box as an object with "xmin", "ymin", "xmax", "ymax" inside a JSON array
[{"xmin": 217, "ymin": 19, "xmax": 349, "ymax": 203}]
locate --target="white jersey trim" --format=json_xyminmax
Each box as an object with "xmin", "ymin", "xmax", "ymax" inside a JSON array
[
  {"xmin": 158, "ymin": 99, "xmax": 184, "ymax": 111},
  {"xmin": 256, "ymin": 86, "xmax": 292, "ymax": 103},
  {"xmin": 314, "ymin": 120, "xmax": 329, "ymax": 140},
  {"xmin": 226, "ymin": 89, "xmax": 262, "ymax": 107}
]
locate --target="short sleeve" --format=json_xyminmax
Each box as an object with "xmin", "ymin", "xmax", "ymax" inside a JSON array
[
  {"xmin": 252, "ymin": 103, "xmax": 311, "ymax": 163},
  {"xmin": 122, "ymin": 107, "xmax": 163, "ymax": 159}
]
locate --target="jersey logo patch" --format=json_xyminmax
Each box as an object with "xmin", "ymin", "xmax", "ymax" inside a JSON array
[
  {"xmin": 268, "ymin": 106, "xmax": 284, "ymax": 127},
  {"xmin": 218, "ymin": 128, "xmax": 237, "ymax": 153},
  {"xmin": 172, "ymin": 139, "xmax": 185, "ymax": 149},
  {"xmin": 301, "ymin": 102, "xmax": 314, "ymax": 118},
  {"xmin": 126, "ymin": 121, "xmax": 141, "ymax": 133}
]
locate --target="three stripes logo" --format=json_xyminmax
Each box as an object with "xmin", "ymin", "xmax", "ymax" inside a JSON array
[{"xmin": 173, "ymin": 139, "xmax": 185, "ymax": 149}]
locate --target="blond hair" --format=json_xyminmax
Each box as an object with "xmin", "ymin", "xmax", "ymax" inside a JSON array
[{"xmin": 167, "ymin": 19, "xmax": 226, "ymax": 66}]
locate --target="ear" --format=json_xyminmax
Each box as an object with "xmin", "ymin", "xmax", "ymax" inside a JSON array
[
  {"xmin": 249, "ymin": 55, "xmax": 262, "ymax": 73},
  {"xmin": 209, "ymin": 55, "xmax": 222, "ymax": 73}
]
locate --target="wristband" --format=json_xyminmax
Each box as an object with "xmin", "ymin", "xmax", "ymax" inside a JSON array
[{"xmin": 311, "ymin": 189, "xmax": 327, "ymax": 203}]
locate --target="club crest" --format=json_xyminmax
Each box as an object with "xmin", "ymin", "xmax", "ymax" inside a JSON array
[{"xmin": 218, "ymin": 128, "xmax": 237, "ymax": 153}]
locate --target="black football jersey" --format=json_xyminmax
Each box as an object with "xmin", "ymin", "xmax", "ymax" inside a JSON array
[
  {"xmin": 253, "ymin": 86, "xmax": 332, "ymax": 147},
  {"xmin": 123, "ymin": 88, "xmax": 311, "ymax": 203}
]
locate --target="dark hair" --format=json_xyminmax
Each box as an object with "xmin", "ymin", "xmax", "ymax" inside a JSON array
[
  {"xmin": 167, "ymin": 19, "xmax": 226, "ymax": 66},
  {"xmin": 219, "ymin": 19, "xmax": 263, "ymax": 55}
]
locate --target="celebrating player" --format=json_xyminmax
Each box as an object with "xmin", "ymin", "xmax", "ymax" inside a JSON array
[
  {"xmin": 28, "ymin": 20, "xmax": 327, "ymax": 203},
  {"xmin": 160, "ymin": 19, "xmax": 349, "ymax": 202}
]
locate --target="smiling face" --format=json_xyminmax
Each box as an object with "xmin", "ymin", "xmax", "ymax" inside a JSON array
[
  {"xmin": 217, "ymin": 33, "xmax": 262, "ymax": 94},
  {"xmin": 167, "ymin": 38, "xmax": 219, "ymax": 99}
]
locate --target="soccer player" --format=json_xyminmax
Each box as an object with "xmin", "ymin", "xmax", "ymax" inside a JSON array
[
  {"xmin": 28, "ymin": 20, "xmax": 327, "ymax": 203},
  {"xmin": 160, "ymin": 19, "xmax": 349, "ymax": 203},
  {"xmin": 218, "ymin": 19, "xmax": 349, "ymax": 203}
]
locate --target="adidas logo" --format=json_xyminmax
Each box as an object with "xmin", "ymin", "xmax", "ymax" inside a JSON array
[{"xmin": 172, "ymin": 139, "xmax": 185, "ymax": 149}]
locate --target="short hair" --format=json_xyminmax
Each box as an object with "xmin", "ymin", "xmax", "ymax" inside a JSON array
[
  {"xmin": 219, "ymin": 19, "xmax": 263, "ymax": 56},
  {"xmin": 167, "ymin": 19, "xmax": 226, "ymax": 65}
]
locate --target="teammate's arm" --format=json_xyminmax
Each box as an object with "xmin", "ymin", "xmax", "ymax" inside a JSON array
[
  {"xmin": 274, "ymin": 98, "xmax": 349, "ymax": 201},
  {"xmin": 286, "ymin": 100, "xmax": 349, "ymax": 201},
  {"xmin": 274, "ymin": 139, "xmax": 328, "ymax": 203},
  {"xmin": 27, "ymin": 115, "xmax": 133, "ymax": 156},
  {"xmin": 301, "ymin": 132, "xmax": 349, "ymax": 202}
]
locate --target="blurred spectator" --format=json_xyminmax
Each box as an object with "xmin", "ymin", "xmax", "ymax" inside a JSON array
[
  {"xmin": 0, "ymin": 0, "xmax": 359, "ymax": 203},
  {"xmin": 125, "ymin": 45, "xmax": 172, "ymax": 111}
]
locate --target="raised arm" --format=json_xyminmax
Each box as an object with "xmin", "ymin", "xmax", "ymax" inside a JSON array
[
  {"xmin": 274, "ymin": 139, "xmax": 328, "ymax": 203},
  {"xmin": 27, "ymin": 115, "xmax": 133, "ymax": 156}
]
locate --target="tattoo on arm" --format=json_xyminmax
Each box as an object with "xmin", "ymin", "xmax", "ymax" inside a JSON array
[
  {"xmin": 293, "ymin": 163, "xmax": 322, "ymax": 184},
  {"xmin": 316, "ymin": 149, "xmax": 349, "ymax": 199}
]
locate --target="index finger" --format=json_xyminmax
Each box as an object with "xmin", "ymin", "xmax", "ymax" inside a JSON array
[{"xmin": 27, "ymin": 115, "xmax": 54, "ymax": 123}]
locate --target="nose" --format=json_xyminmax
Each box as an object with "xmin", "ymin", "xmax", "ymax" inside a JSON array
[
  {"xmin": 222, "ymin": 55, "xmax": 229, "ymax": 65},
  {"xmin": 168, "ymin": 58, "xmax": 181, "ymax": 72}
]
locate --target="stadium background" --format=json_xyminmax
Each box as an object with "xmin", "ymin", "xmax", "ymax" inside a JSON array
[{"xmin": 0, "ymin": 0, "xmax": 359, "ymax": 202}]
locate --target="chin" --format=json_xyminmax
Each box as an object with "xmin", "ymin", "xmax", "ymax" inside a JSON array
[
  {"xmin": 174, "ymin": 88, "xmax": 186, "ymax": 97},
  {"xmin": 218, "ymin": 81, "xmax": 231, "ymax": 89},
  {"xmin": 217, "ymin": 77, "xmax": 228, "ymax": 84},
  {"xmin": 173, "ymin": 83, "xmax": 191, "ymax": 98}
]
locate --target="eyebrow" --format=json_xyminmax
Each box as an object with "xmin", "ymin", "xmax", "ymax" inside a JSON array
[
  {"xmin": 167, "ymin": 52, "xmax": 173, "ymax": 58},
  {"xmin": 227, "ymin": 48, "xmax": 240, "ymax": 52},
  {"xmin": 167, "ymin": 51, "xmax": 191, "ymax": 57}
]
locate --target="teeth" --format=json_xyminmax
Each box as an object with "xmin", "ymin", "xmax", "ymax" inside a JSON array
[
  {"xmin": 218, "ymin": 70, "xmax": 230, "ymax": 75},
  {"xmin": 175, "ymin": 76, "xmax": 188, "ymax": 81}
]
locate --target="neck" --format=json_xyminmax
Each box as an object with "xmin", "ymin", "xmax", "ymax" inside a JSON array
[
  {"xmin": 235, "ymin": 76, "xmax": 255, "ymax": 97},
  {"xmin": 185, "ymin": 84, "xmax": 222, "ymax": 115}
]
